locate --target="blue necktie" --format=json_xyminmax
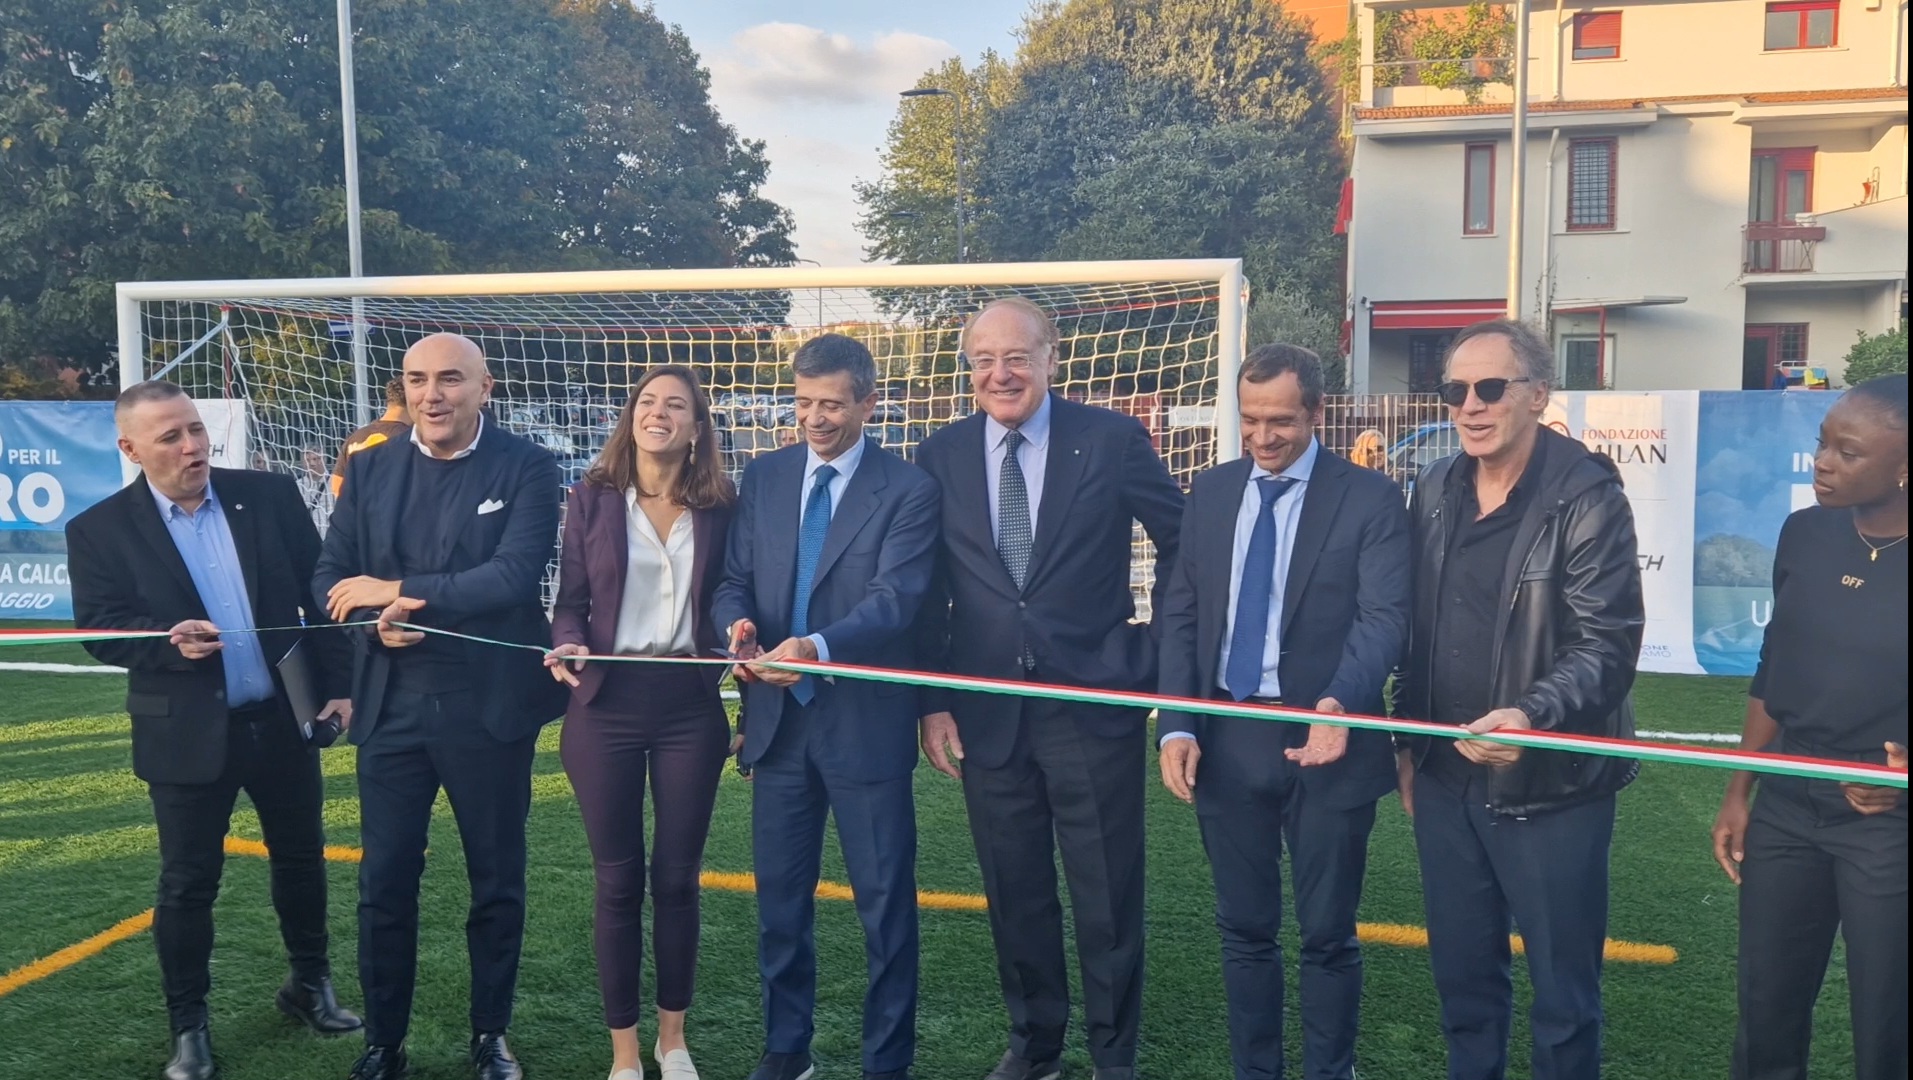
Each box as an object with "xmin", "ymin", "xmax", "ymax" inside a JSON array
[
  {"xmin": 1224, "ymin": 476, "xmax": 1297, "ymax": 702},
  {"xmin": 789, "ymin": 464, "xmax": 837, "ymax": 706}
]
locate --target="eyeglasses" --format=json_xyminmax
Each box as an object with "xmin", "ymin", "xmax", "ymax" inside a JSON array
[
  {"xmin": 1435, "ymin": 377, "xmax": 1532, "ymax": 408},
  {"xmin": 966, "ymin": 354, "xmax": 1038, "ymax": 376}
]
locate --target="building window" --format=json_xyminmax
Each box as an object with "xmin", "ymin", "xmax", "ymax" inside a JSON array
[
  {"xmin": 1567, "ymin": 138, "xmax": 1618, "ymax": 231},
  {"xmin": 1764, "ymin": 0, "xmax": 1838, "ymax": 49},
  {"xmin": 1409, "ymin": 334, "xmax": 1453, "ymax": 393},
  {"xmin": 1463, "ymin": 143, "xmax": 1495, "ymax": 235},
  {"xmin": 1572, "ymin": 12, "xmax": 1623, "ymax": 59},
  {"xmin": 1743, "ymin": 323, "xmax": 1810, "ymax": 389},
  {"xmin": 1560, "ymin": 335, "xmax": 1617, "ymax": 390}
]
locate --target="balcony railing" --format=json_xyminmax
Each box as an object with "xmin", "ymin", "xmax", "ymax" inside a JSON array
[{"xmin": 1743, "ymin": 222, "xmax": 1825, "ymax": 273}]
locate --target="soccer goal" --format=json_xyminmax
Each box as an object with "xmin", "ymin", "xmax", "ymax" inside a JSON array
[{"xmin": 117, "ymin": 260, "xmax": 1248, "ymax": 613}]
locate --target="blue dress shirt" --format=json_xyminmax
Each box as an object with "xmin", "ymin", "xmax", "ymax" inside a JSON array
[
  {"xmin": 151, "ymin": 483, "xmax": 274, "ymax": 708},
  {"xmin": 983, "ymin": 393, "xmax": 1053, "ymax": 545}
]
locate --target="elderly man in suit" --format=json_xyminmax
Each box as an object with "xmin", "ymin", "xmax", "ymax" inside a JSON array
[
  {"xmin": 712, "ymin": 333, "xmax": 941, "ymax": 1080},
  {"xmin": 914, "ymin": 298, "xmax": 1184, "ymax": 1080},
  {"xmin": 67, "ymin": 380, "xmax": 360, "ymax": 1080},
  {"xmin": 1157, "ymin": 343, "xmax": 1412, "ymax": 1080},
  {"xmin": 314, "ymin": 333, "xmax": 566, "ymax": 1080}
]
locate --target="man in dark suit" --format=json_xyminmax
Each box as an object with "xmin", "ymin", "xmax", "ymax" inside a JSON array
[
  {"xmin": 1156, "ymin": 344, "xmax": 1412, "ymax": 1080},
  {"xmin": 313, "ymin": 333, "xmax": 565, "ymax": 1080},
  {"xmin": 712, "ymin": 333, "xmax": 941, "ymax": 1080},
  {"xmin": 914, "ymin": 298, "xmax": 1184, "ymax": 1080},
  {"xmin": 67, "ymin": 380, "xmax": 361, "ymax": 1080}
]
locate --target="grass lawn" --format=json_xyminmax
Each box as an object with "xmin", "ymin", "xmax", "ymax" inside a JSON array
[{"xmin": 0, "ymin": 640, "xmax": 1862, "ymax": 1079}]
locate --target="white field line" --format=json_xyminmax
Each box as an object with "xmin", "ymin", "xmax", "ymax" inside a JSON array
[{"xmin": 0, "ymin": 662, "xmax": 124, "ymax": 675}]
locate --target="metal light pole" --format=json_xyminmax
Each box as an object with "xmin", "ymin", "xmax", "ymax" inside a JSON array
[
  {"xmin": 337, "ymin": 0, "xmax": 371, "ymax": 423},
  {"xmin": 795, "ymin": 258, "xmax": 826, "ymax": 326},
  {"xmin": 1506, "ymin": 0, "xmax": 1532, "ymax": 321},
  {"xmin": 900, "ymin": 87, "xmax": 964, "ymax": 262}
]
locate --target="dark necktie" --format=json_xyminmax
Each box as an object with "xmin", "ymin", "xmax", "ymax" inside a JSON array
[
  {"xmin": 789, "ymin": 464, "xmax": 837, "ymax": 706},
  {"xmin": 1224, "ymin": 475, "xmax": 1298, "ymax": 702},
  {"xmin": 998, "ymin": 429, "xmax": 1033, "ymax": 589}
]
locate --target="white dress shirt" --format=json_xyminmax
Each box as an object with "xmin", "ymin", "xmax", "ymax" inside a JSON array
[
  {"xmin": 1162, "ymin": 437, "xmax": 1319, "ymax": 747},
  {"xmin": 984, "ymin": 393, "xmax": 1053, "ymax": 545},
  {"xmin": 796, "ymin": 436, "xmax": 869, "ymax": 662},
  {"xmin": 612, "ymin": 490, "xmax": 697, "ymax": 656}
]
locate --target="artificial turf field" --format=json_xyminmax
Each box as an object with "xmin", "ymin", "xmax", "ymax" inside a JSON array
[{"xmin": 0, "ymin": 639, "xmax": 1864, "ymax": 1080}]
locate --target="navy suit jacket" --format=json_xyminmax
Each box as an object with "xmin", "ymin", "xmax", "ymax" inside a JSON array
[
  {"xmin": 1157, "ymin": 448, "xmax": 1411, "ymax": 809},
  {"xmin": 313, "ymin": 424, "xmax": 567, "ymax": 744},
  {"xmin": 913, "ymin": 395, "xmax": 1184, "ymax": 769},
  {"xmin": 711, "ymin": 439, "xmax": 941, "ymax": 783}
]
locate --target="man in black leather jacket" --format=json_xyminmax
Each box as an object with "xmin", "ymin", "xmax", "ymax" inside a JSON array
[{"xmin": 1397, "ymin": 319, "xmax": 1644, "ymax": 1080}]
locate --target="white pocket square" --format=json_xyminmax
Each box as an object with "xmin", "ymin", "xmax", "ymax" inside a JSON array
[{"xmin": 477, "ymin": 498, "xmax": 506, "ymax": 515}]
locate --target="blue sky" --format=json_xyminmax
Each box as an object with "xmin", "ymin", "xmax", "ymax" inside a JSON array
[{"xmin": 649, "ymin": 0, "xmax": 1032, "ymax": 266}]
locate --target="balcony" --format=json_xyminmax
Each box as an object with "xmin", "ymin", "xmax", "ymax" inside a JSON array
[{"xmin": 1742, "ymin": 222, "xmax": 1824, "ymax": 273}]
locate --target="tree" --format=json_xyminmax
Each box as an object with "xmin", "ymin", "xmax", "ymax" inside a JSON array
[
  {"xmin": 1843, "ymin": 324, "xmax": 1907, "ymax": 385},
  {"xmin": 1248, "ymin": 286, "xmax": 1346, "ymax": 389},
  {"xmin": 0, "ymin": 0, "xmax": 794, "ymax": 386},
  {"xmin": 859, "ymin": 0, "xmax": 1346, "ymax": 320}
]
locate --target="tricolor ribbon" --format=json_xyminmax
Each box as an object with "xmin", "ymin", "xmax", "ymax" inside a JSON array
[{"xmin": 7, "ymin": 624, "xmax": 1904, "ymax": 790}]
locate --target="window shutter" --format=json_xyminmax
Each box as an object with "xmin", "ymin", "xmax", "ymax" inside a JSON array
[{"xmin": 1577, "ymin": 12, "xmax": 1622, "ymax": 51}]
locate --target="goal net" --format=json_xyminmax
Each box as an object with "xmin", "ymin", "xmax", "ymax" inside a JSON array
[{"xmin": 119, "ymin": 260, "xmax": 1247, "ymax": 615}]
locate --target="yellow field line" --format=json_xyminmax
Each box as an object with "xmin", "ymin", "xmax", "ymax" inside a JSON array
[{"xmin": 0, "ymin": 837, "xmax": 1676, "ymax": 1001}]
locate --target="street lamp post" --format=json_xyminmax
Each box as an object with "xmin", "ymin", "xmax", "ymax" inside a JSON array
[
  {"xmin": 336, "ymin": 0, "xmax": 370, "ymax": 424},
  {"xmin": 899, "ymin": 86, "xmax": 964, "ymax": 262},
  {"xmin": 795, "ymin": 258, "xmax": 826, "ymax": 326}
]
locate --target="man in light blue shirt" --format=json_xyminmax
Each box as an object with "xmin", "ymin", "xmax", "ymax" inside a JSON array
[{"xmin": 151, "ymin": 484, "xmax": 274, "ymax": 708}]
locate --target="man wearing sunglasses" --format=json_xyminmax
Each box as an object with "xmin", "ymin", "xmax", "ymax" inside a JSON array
[{"xmin": 1397, "ymin": 319, "xmax": 1644, "ymax": 1080}]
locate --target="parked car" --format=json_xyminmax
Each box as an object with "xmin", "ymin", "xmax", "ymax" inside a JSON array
[{"xmin": 1387, "ymin": 421, "xmax": 1460, "ymax": 493}]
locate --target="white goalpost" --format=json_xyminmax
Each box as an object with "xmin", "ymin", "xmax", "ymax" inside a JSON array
[{"xmin": 117, "ymin": 259, "xmax": 1248, "ymax": 613}]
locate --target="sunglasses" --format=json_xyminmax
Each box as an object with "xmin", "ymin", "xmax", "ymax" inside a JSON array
[{"xmin": 1436, "ymin": 377, "xmax": 1532, "ymax": 408}]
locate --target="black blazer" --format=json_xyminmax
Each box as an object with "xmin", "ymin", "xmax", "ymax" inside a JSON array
[
  {"xmin": 1157, "ymin": 449, "xmax": 1412, "ymax": 809},
  {"xmin": 711, "ymin": 441, "xmax": 941, "ymax": 782},
  {"xmin": 66, "ymin": 469, "xmax": 352, "ymax": 785},
  {"xmin": 913, "ymin": 395, "xmax": 1184, "ymax": 769},
  {"xmin": 313, "ymin": 424, "xmax": 567, "ymax": 744}
]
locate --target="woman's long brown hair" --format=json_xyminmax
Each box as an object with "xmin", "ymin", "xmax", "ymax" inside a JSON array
[{"xmin": 582, "ymin": 365, "xmax": 735, "ymax": 509}]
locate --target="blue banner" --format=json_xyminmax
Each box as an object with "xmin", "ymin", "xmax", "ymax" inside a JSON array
[
  {"xmin": 1692, "ymin": 390, "xmax": 1842, "ymax": 676},
  {"xmin": 0, "ymin": 401, "xmax": 121, "ymax": 619}
]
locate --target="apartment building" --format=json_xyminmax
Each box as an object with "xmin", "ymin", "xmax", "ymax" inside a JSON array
[{"xmin": 1344, "ymin": 0, "xmax": 1908, "ymax": 391}]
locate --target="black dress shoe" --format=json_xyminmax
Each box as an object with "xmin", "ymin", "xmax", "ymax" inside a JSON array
[
  {"xmin": 277, "ymin": 975, "xmax": 364, "ymax": 1035},
  {"xmin": 747, "ymin": 1051, "xmax": 816, "ymax": 1080},
  {"xmin": 163, "ymin": 1026, "xmax": 217, "ymax": 1080},
  {"xmin": 471, "ymin": 1031, "xmax": 524, "ymax": 1080},
  {"xmin": 984, "ymin": 1050, "xmax": 1062, "ymax": 1080},
  {"xmin": 346, "ymin": 1044, "xmax": 408, "ymax": 1080}
]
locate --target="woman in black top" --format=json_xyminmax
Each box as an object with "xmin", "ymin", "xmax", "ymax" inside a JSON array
[{"xmin": 1712, "ymin": 373, "xmax": 1908, "ymax": 1080}]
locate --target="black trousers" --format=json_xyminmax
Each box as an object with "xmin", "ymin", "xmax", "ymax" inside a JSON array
[
  {"xmin": 1195, "ymin": 743, "xmax": 1377, "ymax": 1080},
  {"xmin": 961, "ymin": 697, "xmax": 1146, "ymax": 1070},
  {"xmin": 147, "ymin": 701, "xmax": 330, "ymax": 1032},
  {"xmin": 1733, "ymin": 779, "xmax": 1908, "ymax": 1080},
  {"xmin": 1413, "ymin": 772, "xmax": 1614, "ymax": 1080},
  {"xmin": 355, "ymin": 687, "xmax": 537, "ymax": 1046}
]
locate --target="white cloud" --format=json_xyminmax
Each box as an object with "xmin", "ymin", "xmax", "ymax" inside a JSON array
[{"xmin": 708, "ymin": 23, "xmax": 956, "ymax": 107}]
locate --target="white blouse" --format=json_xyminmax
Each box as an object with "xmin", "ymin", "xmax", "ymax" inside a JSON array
[{"xmin": 612, "ymin": 489, "xmax": 697, "ymax": 656}]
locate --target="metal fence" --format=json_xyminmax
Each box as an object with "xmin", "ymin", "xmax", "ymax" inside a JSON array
[{"xmin": 1318, "ymin": 393, "xmax": 1452, "ymax": 495}]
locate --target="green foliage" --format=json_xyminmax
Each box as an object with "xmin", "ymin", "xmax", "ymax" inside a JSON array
[
  {"xmin": 859, "ymin": 0, "xmax": 1345, "ymax": 321},
  {"xmin": 1247, "ymin": 286, "xmax": 1346, "ymax": 390},
  {"xmin": 0, "ymin": 0, "xmax": 793, "ymax": 388},
  {"xmin": 1694, "ymin": 533, "xmax": 1773, "ymax": 588},
  {"xmin": 1335, "ymin": 3, "xmax": 1513, "ymax": 105},
  {"xmin": 1842, "ymin": 324, "xmax": 1908, "ymax": 384}
]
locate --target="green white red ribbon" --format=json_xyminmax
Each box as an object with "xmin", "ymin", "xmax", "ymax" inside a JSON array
[{"xmin": 6, "ymin": 624, "xmax": 1904, "ymax": 790}]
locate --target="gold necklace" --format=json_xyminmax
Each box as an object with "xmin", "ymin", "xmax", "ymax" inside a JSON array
[{"xmin": 1854, "ymin": 517, "xmax": 1910, "ymax": 562}]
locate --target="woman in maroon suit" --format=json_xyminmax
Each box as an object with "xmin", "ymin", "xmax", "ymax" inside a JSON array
[{"xmin": 547, "ymin": 365, "xmax": 735, "ymax": 1080}]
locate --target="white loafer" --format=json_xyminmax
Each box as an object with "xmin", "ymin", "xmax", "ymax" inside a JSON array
[
  {"xmin": 610, "ymin": 1068, "xmax": 645, "ymax": 1080},
  {"xmin": 655, "ymin": 1044, "xmax": 700, "ymax": 1080}
]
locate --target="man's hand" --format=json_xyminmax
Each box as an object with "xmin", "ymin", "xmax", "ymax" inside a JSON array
[
  {"xmin": 375, "ymin": 597, "xmax": 427, "ymax": 649},
  {"xmin": 545, "ymin": 642, "xmax": 589, "ymax": 687},
  {"xmin": 920, "ymin": 712, "xmax": 965, "ymax": 780},
  {"xmin": 749, "ymin": 636, "xmax": 818, "ymax": 688},
  {"xmin": 728, "ymin": 619, "xmax": 761, "ymax": 683},
  {"xmin": 1840, "ymin": 741, "xmax": 1909, "ymax": 816},
  {"xmin": 1286, "ymin": 698, "xmax": 1350, "ymax": 767},
  {"xmin": 1159, "ymin": 737, "xmax": 1201, "ymax": 804},
  {"xmin": 1396, "ymin": 747, "xmax": 1416, "ymax": 818},
  {"xmin": 1457, "ymin": 707, "xmax": 1531, "ymax": 767},
  {"xmin": 1712, "ymin": 791, "xmax": 1751, "ymax": 885},
  {"xmin": 168, "ymin": 619, "xmax": 223, "ymax": 660},
  {"xmin": 326, "ymin": 576, "xmax": 401, "ymax": 623},
  {"xmin": 317, "ymin": 698, "xmax": 353, "ymax": 732}
]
